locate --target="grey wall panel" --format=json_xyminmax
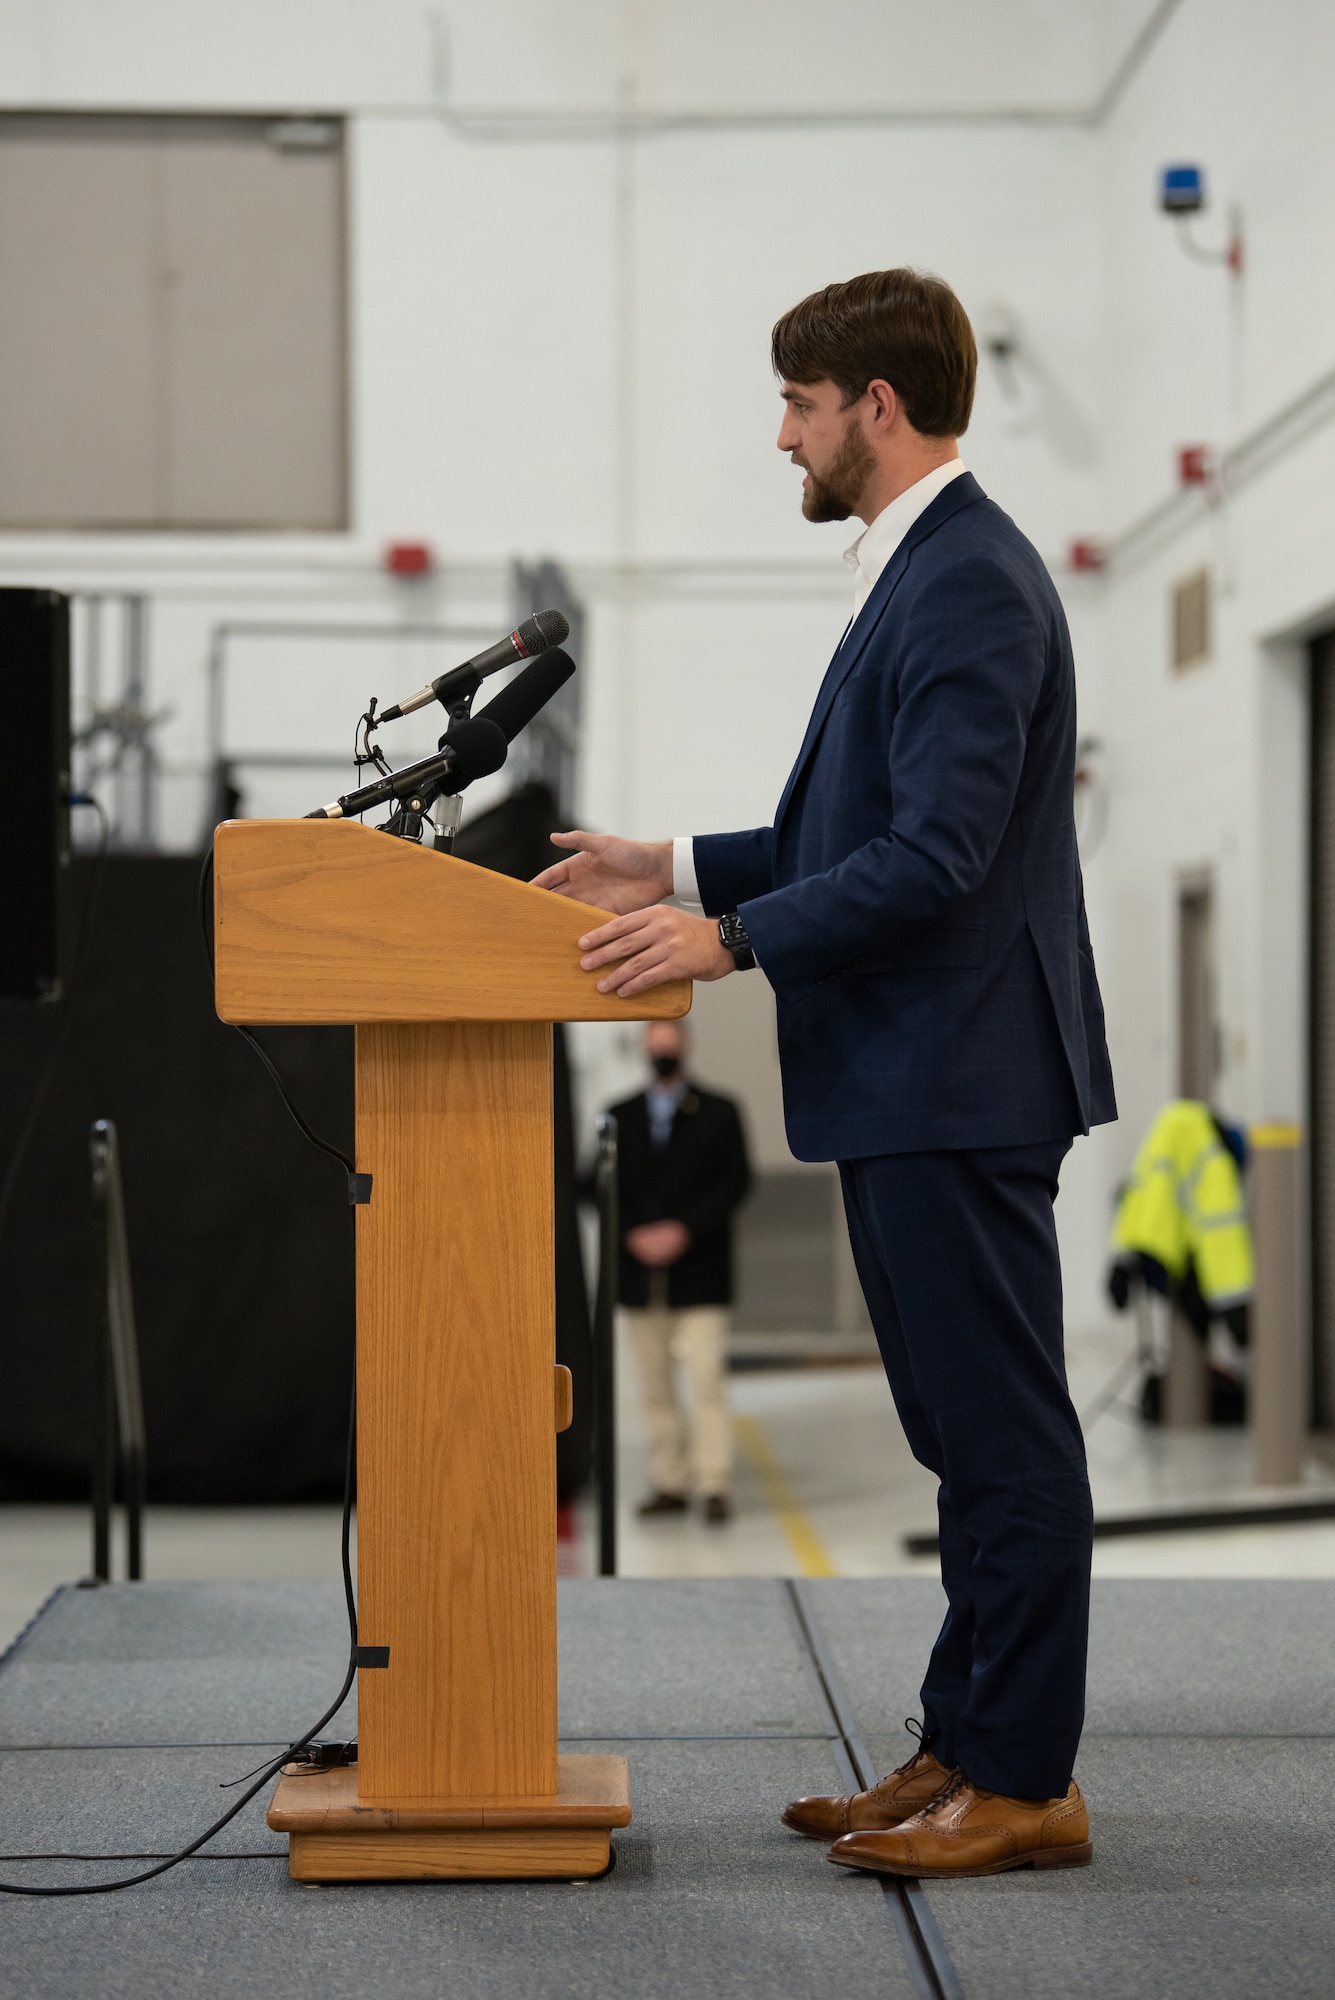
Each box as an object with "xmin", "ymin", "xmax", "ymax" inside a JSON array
[
  {"xmin": 0, "ymin": 119, "xmax": 162, "ymax": 525},
  {"xmin": 161, "ymin": 124, "xmax": 346, "ymax": 528},
  {"xmin": 0, "ymin": 114, "xmax": 345, "ymax": 530}
]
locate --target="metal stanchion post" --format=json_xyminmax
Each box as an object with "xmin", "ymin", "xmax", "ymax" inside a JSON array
[
  {"xmin": 89, "ymin": 1125, "xmax": 114, "ymax": 1583},
  {"xmin": 103, "ymin": 1121, "xmax": 147, "ymax": 1580},
  {"xmin": 593, "ymin": 1112, "xmax": 619, "ymax": 1577},
  {"xmin": 87, "ymin": 1121, "xmax": 148, "ymax": 1582},
  {"xmin": 1251, "ymin": 1121, "xmax": 1305, "ymax": 1488},
  {"xmin": 1163, "ymin": 1303, "xmax": 1209, "ymax": 1425}
]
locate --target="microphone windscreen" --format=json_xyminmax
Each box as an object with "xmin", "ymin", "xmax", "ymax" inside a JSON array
[
  {"xmin": 442, "ymin": 716, "xmax": 508, "ymax": 789},
  {"xmin": 515, "ymin": 607, "xmax": 570, "ymax": 656},
  {"xmin": 476, "ymin": 649, "xmax": 576, "ymax": 744}
]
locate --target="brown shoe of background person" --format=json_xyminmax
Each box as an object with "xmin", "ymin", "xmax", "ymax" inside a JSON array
[
  {"xmin": 781, "ymin": 1741, "xmax": 951, "ymax": 1839},
  {"xmin": 636, "ymin": 1491, "xmax": 689, "ymax": 1516},
  {"xmin": 828, "ymin": 1772, "xmax": 1092, "ymax": 1878},
  {"xmin": 703, "ymin": 1494, "xmax": 732, "ymax": 1524}
]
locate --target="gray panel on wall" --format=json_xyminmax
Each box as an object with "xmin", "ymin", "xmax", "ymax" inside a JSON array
[
  {"xmin": 161, "ymin": 120, "xmax": 346, "ymax": 527},
  {"xmin": 0, "ymin": 119, "xmax": 161, "ymax": 525},
  {"xmin": 0, "ymin": 114, "xmax": 346, "ymax": 530}
]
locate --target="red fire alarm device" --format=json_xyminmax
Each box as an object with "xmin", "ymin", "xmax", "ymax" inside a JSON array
[
  {"xmin": 1068, "ymin": 538, "xmax": 1107, "ymax": 574},
  {"xmin": 1177, "ymin": 446, "xmax": 1214, "ymax": 487},
  {"xmin": 384, "ymin": 541, "xmax": 434, "ymax": 577}
]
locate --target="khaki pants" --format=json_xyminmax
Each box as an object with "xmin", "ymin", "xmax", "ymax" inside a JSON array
[{"xmin": 625, "ymin": 1299, "xmax": 733, "ymax": 1498}]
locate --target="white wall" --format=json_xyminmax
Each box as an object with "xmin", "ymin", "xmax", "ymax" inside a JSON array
[
  {"xmin": 1089, "ymin": 0, "xmax": 1335, "ymax": 1228},
  {"xmin": 0, "ymin": 2, "xmax": 1113, "ymax": 825},
  {"xmin": 11, "ymin": 0, "xmax": 1334, "ymax": 1335}
]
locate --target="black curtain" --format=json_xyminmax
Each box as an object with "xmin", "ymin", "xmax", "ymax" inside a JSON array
[
  {"xmin": 0, "ymin": 854, "xmax": 354, "ymax": 1501},
  {"xmin": 0, "ymin": 793, "xmax": 594, "ymax": 1503}
]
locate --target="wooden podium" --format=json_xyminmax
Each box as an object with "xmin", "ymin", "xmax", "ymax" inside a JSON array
[{"xmin": 211, "ymin": 819, "xmax": 689, "ymax": 1882}]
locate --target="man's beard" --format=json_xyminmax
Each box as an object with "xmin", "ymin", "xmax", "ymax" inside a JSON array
[{"xmin": 800, "ymin": 414, "xmax": 876, "ymax": 522}]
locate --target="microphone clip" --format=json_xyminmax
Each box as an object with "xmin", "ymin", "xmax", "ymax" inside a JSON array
[{"xmin": 429, "ymin": 664, "xmax": 482, "ymax": 717}]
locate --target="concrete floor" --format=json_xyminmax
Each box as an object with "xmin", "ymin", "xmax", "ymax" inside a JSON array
[
  {"xmin": 608, "ymin": 1321, "xmax": 1335, "ymax": 1581},
  {"xmin": 6, "ymin": 1321, "xmax": 1335, "ymax": 1653}
]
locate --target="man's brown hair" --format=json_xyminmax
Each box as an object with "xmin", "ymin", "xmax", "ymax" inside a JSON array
[{"xmin": 772, "ymin": 268, "xmax": 976, "ymax": 438}]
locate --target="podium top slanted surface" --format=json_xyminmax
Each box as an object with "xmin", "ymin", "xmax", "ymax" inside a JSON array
[{"xmin": 213, "ymin": 819, "xmax": 692, "ymax": 1026}]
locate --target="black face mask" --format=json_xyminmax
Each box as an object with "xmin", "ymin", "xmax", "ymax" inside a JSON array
[{"xmin": 651, "ymin": 1054, "xmax": 681, "ymax": 1080}]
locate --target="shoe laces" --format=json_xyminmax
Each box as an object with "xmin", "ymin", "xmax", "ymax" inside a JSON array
[
  {"xmin": 923, "ymin": 1767, "xmax": 970, "ymax": 1812},
  {"xmin": 891, "ymin": 1716, "xmax": 935, "ymax": 1778}
]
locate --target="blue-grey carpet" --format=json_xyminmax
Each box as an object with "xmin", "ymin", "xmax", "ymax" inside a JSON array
[
  {"xmin": 825, "ymin": 1577, "xmax": 1335, "ymax": 1999},
  {"xmin": 8, "ymin": 1572, "xmax": 1333, "ymax": 1997},
  {"xmin": 0, "ymin": 1579, "xmax": 919, "ymax": 2000}
]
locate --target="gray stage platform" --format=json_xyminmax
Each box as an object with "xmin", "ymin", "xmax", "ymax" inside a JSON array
[{"xmin": 0, "ymin": 1575, "xmax": 1332, "ymax": 1998}]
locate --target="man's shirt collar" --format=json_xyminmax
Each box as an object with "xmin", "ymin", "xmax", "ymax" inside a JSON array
[{"xmin": 843, "ymin": 458, "xmax": 967, "ymax": 625}]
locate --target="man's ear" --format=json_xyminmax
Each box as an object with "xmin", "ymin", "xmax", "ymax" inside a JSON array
[{"xmin": 864, "ymin": 379, "xmax": 900, "ymax": 432}]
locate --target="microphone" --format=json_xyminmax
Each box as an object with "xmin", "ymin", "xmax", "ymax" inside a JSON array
[
  {"xmin": 474, "ymin": 648, "xmax": 576, "ymax": 743},
  {"xmin": 305, "ymin": 717, "xmax": 507, "ymax": 821},
  {"xmin": 378, "ymin": 609, "xmax": 570, "ymax": 722}
]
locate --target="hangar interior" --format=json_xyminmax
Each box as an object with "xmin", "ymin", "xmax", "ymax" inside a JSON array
[{"xmin": 2, "ymin": 3, "xmax": 1335, "ymax": 1995}]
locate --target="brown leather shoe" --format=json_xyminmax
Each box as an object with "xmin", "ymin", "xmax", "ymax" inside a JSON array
[
  {"xmin": 828, "ymin": 1771, "xmax": 1092, "ymax": 1878},
  {"xmin": 703, "ymin": 1494, "xmax": 732, "ymax": 1524},
  {"xmin": 781, "ymin": 1744, "xmax": 951, "ymax": 1839}
]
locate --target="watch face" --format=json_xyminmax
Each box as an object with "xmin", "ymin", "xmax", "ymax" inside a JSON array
[{"xmin": 719, "ymin": 914, "xmax": 754, "ymax": 969}]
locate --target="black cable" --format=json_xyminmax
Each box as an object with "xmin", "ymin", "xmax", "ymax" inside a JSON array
[
  {"xmin": 355, "ymin": 698, "xmax": 392, "ymax": 788},
  {"xmin": 196, "ymin": 849, "xmax": 353, "ymax": 1178},
  {"xmin": 0, "ymin": 1380, "xmax": 358, "ymax": 1896},
  {"xmin": 232, "ymin": 1026, "xmax": 355, "ymax": 1178},
  {"xmin": 0, "ymin": 797, "xmax": 109, "ymax": 1247},
  {"xmin": 0, "ymin": 847, "xmax": 364, "ymax": 1895},
  {"xmin": 0, "ymin": 1852, "xmax": 285, "ymax": 1864}
]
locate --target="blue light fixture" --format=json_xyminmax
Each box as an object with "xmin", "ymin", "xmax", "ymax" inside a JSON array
[{"xmin": 1160, "ymin": 164, "xmax": 1205, "ymax": 214}]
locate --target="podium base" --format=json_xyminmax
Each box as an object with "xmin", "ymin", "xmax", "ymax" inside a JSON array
[{"xmin": 267, "ymin": 1753, "xmax": 632, "ymax": 1883}]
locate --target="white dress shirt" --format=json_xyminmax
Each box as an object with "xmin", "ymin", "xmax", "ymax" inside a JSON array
[{"xmin": 673, "ymin": 458, "xmax": 966, "ymax": 910}]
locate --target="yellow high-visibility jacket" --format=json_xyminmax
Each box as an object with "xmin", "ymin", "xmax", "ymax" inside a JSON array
[{"xmin": 1112, "ymin": 1099, "xmax": 1253, "ymax": 1307}]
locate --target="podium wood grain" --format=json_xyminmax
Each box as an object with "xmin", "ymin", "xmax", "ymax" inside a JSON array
[
  {"xmin": 213, "ymin": 818, "xmax": 689, "ymax": 1025},
  {"xmin": 211, "ymin": 821, "xmax": 671, "ymax": 1875},
  {"xmin": 287, "ymin": 1827, "xmax": 613, "ymax": 1882},
  {"xmin": 356, "ymin": 1019, "xmax": 557, "ymax": 1802},
  {"xmin": 272, "ymin": 1754, "xmax": 631, "ymax": 1881},
  {"xmin": 270, "ymin": 1754, "xmax": 632, "ymax": 1830}
]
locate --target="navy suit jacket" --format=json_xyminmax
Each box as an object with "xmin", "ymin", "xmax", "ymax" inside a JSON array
[{"xmin": 693, "ymin": 472, "xmax": 1116, "ymax": 1162}]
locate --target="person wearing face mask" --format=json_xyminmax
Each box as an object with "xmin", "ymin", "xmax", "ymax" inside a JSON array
[{"xmin": 605, "ymin": 1020, "xmax": 751, "ymax": 1523}]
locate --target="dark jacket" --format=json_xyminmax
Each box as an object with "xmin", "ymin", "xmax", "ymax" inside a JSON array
[
  {"xmin": 693, "ymin": 472, "xmax": 1117, "ymax": 1162},
  {"xmin": 609, "ymin": 1083, "xmax": 751, "ymax": 1309}
]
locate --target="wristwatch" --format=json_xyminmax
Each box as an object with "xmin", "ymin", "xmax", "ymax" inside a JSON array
[{"xmin": 718, "ymin": 912, "xmax": 757, "ymax": 972}]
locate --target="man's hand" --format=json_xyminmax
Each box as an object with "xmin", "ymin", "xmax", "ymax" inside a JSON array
[
  {"xmin": 532, "ymin": 830, "xmax": 674, "ymax": 915},
  {"xmin": 578, "ymin": 906, "xmax": 733, "ymax": 997},
  {"xmin": 626, "ymin": 1219, "xmax": 691, "ymax": 1267}
]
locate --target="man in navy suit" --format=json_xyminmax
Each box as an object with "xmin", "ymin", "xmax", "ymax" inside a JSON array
[{"xmin": 534, "ymin": 269, "xmax": 1116, "ymax": 1879}]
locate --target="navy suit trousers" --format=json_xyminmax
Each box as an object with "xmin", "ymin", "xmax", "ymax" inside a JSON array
[{"xmin": 839, "ymin": 1142, "xmax": 1093, "ymax": 1799}]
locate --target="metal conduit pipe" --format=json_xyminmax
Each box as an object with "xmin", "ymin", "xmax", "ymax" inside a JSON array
[
  {"xmin": 414, "ymin": 0, "xmax": 1182, "ymax": 141},
  {"xmin": 1104, "ymin": 360, "xmax": 1335, "ymax": 578}
]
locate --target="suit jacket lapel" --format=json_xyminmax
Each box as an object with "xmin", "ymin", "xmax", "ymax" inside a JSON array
[{"xmin": 773, "ymin": 472, "xmax": 985, "ymax": 831}]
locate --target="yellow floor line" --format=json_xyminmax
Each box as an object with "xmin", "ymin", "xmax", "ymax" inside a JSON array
[{"xmin": 734, "ymin": 1414, "xmax": 838, "ymax": 1577}]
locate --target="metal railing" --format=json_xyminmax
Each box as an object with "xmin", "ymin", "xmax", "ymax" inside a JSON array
[
  {"xmin": 592, "ymin": 1112, "xmax": 619, "ymax": 1577},
  {"xmin": 88, "ymin": 1120, "xmax": 147, "ymax": 1583}
]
